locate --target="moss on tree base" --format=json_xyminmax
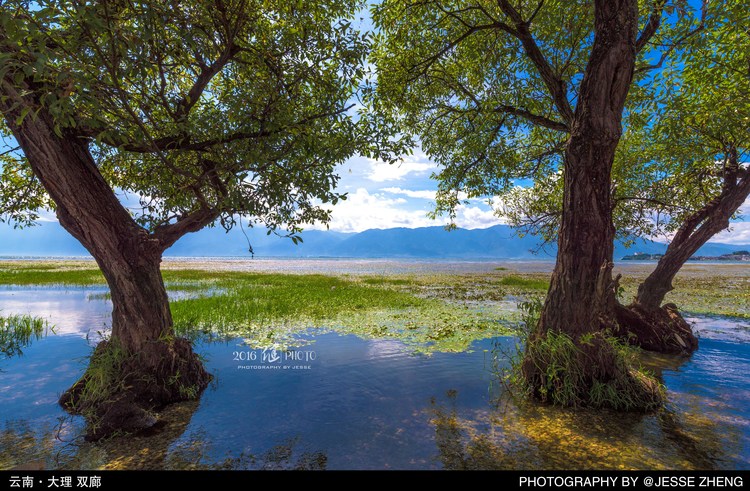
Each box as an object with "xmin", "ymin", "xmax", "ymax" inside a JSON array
[
  {"xmin": 614, "ymin": 303, "xmax": 698, "ymax": 355},
  {"xmin": 59, "ymin": 338, "xmax": 211, "ymax": 441},
  {"xmin": 519, "ymin": 331, "xmax": 665, "ymax": 412}
]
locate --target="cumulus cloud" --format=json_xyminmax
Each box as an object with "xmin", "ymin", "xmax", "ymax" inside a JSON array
[
  {"xmin": 711, "ymin": 221, "xmax": 750, "ymax": 245},
  {"xmin": 366, "ymin": 155, "xmax": 439, "ymax": 182},
  {"xmin": 310, "ymin": 188, "xmax": 435, "ymax": 232},
  {"xmin": 379, "ymin": 187, "xmax": 437, "ymax": 200},
  {"xmin": 309, "ymin": 188, "xmax": 506, "ymax": 233}
]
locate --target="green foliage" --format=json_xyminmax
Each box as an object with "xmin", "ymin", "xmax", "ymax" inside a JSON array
[
  {"xmin": 0, "ymin": 312, "xmax": 50, "ymax": 358},
  {"xmin": 500, "ymin": 1, "xmax": 749, "ymax": 245},
  {"xmin": 0, "ymin": 0, "xmax": 387, "ymax": 238},
  {"xmin": 372, "ymin": 1, "xmax": 704, "ymax": 226},
  {"xmin": 517, "ymin": 330, "xmax": 665, "ymax": 411},
  {"xmin": 0, "ymin": 155, "xmax": 52, "ymax": 227}
]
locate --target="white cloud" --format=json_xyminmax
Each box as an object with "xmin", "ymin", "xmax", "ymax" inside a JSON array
[
  {"xmin": 453, "ymin": 204, "xmax": 507, "ymax": 228},
  {"xmin": 366, "ymin": 155, "xmax": 439, "ymax": 182},
  {"xmin": 36, "ymin": 209, "xmax": 58, "ymax": 223},
  {"xmin": 739, "ymin": 195, "xmax": 750, "ymax": 216},
  {"xmin": 380, "ymin": 187, "xmax": 437, "ymax": 200},
  {"xmin": 380, "ymin": 187, "xmax": 495, "ymax": 205},
  {"xmin": 711, "ymin": 222, "xmax": 750, "ymax": 245},
  {"xmin": 311, "ymin": 188, "xmax": 435, "ymax": 232},
  {"xmin": 310, "ymin": 188, "xmax": 506, "ymax": 233}
]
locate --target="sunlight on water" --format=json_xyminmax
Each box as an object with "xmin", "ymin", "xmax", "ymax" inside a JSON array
[{"xmin": 1, "ymin": 282, "xmax": 749, "ymax": 470}]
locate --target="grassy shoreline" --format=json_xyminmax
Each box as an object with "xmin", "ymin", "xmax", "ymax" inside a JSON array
[{"xmin": 0, "ymin": 260, "xmax": 747, "ymax": 322}]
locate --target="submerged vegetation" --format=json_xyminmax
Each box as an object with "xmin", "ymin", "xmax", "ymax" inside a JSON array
[{"xmin": 169, "ymin": 273, "xmax": 517, "ymax": 353}]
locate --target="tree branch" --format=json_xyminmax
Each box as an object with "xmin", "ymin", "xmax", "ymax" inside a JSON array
[
  {"xmin": 635, "ymin": 0, "xmax": 666, "ymax": 53},
  {"xmin": 152, "ymin": 207, "xmax": 220, "ymax": 250},
  {"xmin": 101, "ymin": 104, "xmax": 355, "ymax": 153},
  {"xmin": 493, "ymin": 104, "xmax": 568, "ymax": 132},
  {"xmin": 408, "ymin": 22, "xmax": 508, "ymax": 82},
  {"xmin": 174, "ymin": 44, "xmax": 240, "ymax": 121},
  {"xmin": 635, "ymin": 1, "xmax": 707, "ymax": 74},
  {"xmin": 495, "ymin": 0, "xmax": 574, "ymax": 124}
]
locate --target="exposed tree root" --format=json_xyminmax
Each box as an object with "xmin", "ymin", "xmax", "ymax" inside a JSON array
[
  {"xmin": 59, "ymin": 338, "xmax": 211, "ymax": 441},
  {"xmin": 614, "ymin": 302, "xmax": 698, "ymax": 356}
]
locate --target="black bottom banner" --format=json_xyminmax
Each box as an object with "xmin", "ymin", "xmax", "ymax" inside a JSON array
[{"xmin": 1, "ymin": 470, "xmax": 748, "ymax": 489}]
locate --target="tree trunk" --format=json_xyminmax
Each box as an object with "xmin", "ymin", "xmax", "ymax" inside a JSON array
[
  {"xmin": 0, "ymin": 86, "xmax": 210, "ymax": 440},
  {"xmin": 523, "ymin": 0, "xmax": 663, "ymax": 410},
  {"xmin": 616, "ymin": 146, "xmax": 750, "ymax": 354},
  {"xmin": 538, "ymin": 0, "xmax": 638, "ymax": 336}
]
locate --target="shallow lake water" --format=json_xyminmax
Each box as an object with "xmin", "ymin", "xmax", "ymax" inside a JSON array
[{"xmin": 0, "ymin": 283, "xmax": 749, "ymax": 470}]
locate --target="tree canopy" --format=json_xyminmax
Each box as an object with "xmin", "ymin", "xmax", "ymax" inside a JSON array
[
  {"xmin": 0, "ymin": 0, "xmax": 373, "ymax": 240},
  {"xmin": 370, "ymin": 0, "xmax": 711, "ymax": 228},
  {"xmin": 501, "ymin": 0, "xmax": 749, "ymax": 247}
]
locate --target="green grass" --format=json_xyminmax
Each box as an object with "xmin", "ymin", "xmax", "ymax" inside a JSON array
[
  {"xmin": 498, "ymin": 275, "xmax": 549, "ymax": 291},
  {"xmin": 361, "ymin": 277, "xmax": 415, "ymax": 286},
  {"xmin": 0, "ymin": 264, "xmax": 240, "ymax": 287},
  {"xmin": 171, "ymin": 273, "xmax": 423, "ymax": 326},
  {"xmin": 2, "ymin": 261, "xmax": 747, "ymax": 354},
  {"xmin": 170, "ymin": 273, "xmax": 515, "ymax": 353},
  {"xmin": 0, "ymin": 264, "xmax": 518, "ymax": 353},
  {"xmin": 617, "ymin": 272, "xmax": 750, "ymax": 319},
  {"xmin": 1, "ymin": 312, "xmax": 50, "ymax": 358},
  {"xmin": 498, "ymin": 299, "xmax": 664, "ymax": 411},
  {"xmin": 0, "ymin": 267, "xmax": 105, "ymax": 285}
]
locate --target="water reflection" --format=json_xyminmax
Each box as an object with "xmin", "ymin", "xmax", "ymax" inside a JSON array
[
  {"xmin": 1, "ymin": 286, "xmax": 749, "ymax": 469},
  {"xmin": 0, "ymin": 314, "xmax": 51, "ymax": 359},
  {"xmin": 429, "ymin": 384, "xmax": 745, "ymax": 470},
  {"xmin": 0, "ymin": 404, "xmax": 327, "ymax": 470}
]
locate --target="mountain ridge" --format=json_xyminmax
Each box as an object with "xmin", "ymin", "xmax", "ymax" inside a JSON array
[{"xmin": 0, "ymin": 222, "xmax": 747, "ymax": 260}]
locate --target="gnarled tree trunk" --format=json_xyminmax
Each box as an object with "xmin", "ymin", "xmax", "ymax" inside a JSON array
[
  {"xmin": 523, "ymin": 0, "xmax": 663, "ymax": 410},
  {"xmin": 615, "ymin": 146, "xmax": 750, "ymax": 355},
  {"xmin": 1, "ymin": 85, "xmax": 212, "ymax": 440}
]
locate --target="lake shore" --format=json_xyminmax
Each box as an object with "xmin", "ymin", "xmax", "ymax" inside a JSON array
[{"xmin": 2, "ymin": 256, "xmax": 750, "ymax": 278}]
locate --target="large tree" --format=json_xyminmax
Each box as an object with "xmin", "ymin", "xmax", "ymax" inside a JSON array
[
  {"xmin": 500, "ymin": 0, "xmax": 749, "ymax": 354},
  {"xmin": 372, "ymin": 0, "xmax": 707, "ymax": 408},
  {"xmin": 0, "ymin": 0, "xmax": 373, "ymax": 439}
]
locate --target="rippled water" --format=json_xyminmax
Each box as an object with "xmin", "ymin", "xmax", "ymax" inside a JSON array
[{"xmin": 1, "ymin": 285, "xmax": 749, "ymax": 469}]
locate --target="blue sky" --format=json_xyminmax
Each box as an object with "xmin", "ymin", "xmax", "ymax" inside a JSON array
[
  {"xmin": 3, "ymin": 135, "xmax": 749, "ymax": 245},
  {"xmin": 307, "ymin": 150, "xmax": 505, "ymax": 233},
  {"xmin": 1, "ymin": 3, "xmax": 749, "ymax": 246},
  {"xmin": 311, "ymin": 152, "xmax": 750, "ymax": 244}
]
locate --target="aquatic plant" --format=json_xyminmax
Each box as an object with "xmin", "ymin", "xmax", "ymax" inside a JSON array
[
  {"xmin": 503, "ymin": 299, "xmax": 665, "ymax": 411},
  {"xmin": 0, "ymin": 313, "xmax": 50, "ymax": 358}
]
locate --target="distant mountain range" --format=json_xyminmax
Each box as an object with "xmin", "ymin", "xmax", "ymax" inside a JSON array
[{"xmin": 0, "ymin": 221, "xmax": 748, "ymax": 260}]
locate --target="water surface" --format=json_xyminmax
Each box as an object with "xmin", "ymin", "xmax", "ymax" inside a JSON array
[{"xmin": 1, "ymin": 284, "xmax": 748, "ymax": 470}]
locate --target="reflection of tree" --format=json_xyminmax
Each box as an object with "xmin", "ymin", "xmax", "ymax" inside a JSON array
[
  {"xmin": 0, "ymin": 402, "xmax": 327, "ymax": 470},
  {"xmin": 430, "ymin": 387, "xmax": 737, "ymax": 470},
  {"xmin": 430, "ymin": 391, "xmax": 511, "ymax": 470},
  {"xmin": 658, "ymin": 403, "xmax": 736, "ymax": 470}
]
